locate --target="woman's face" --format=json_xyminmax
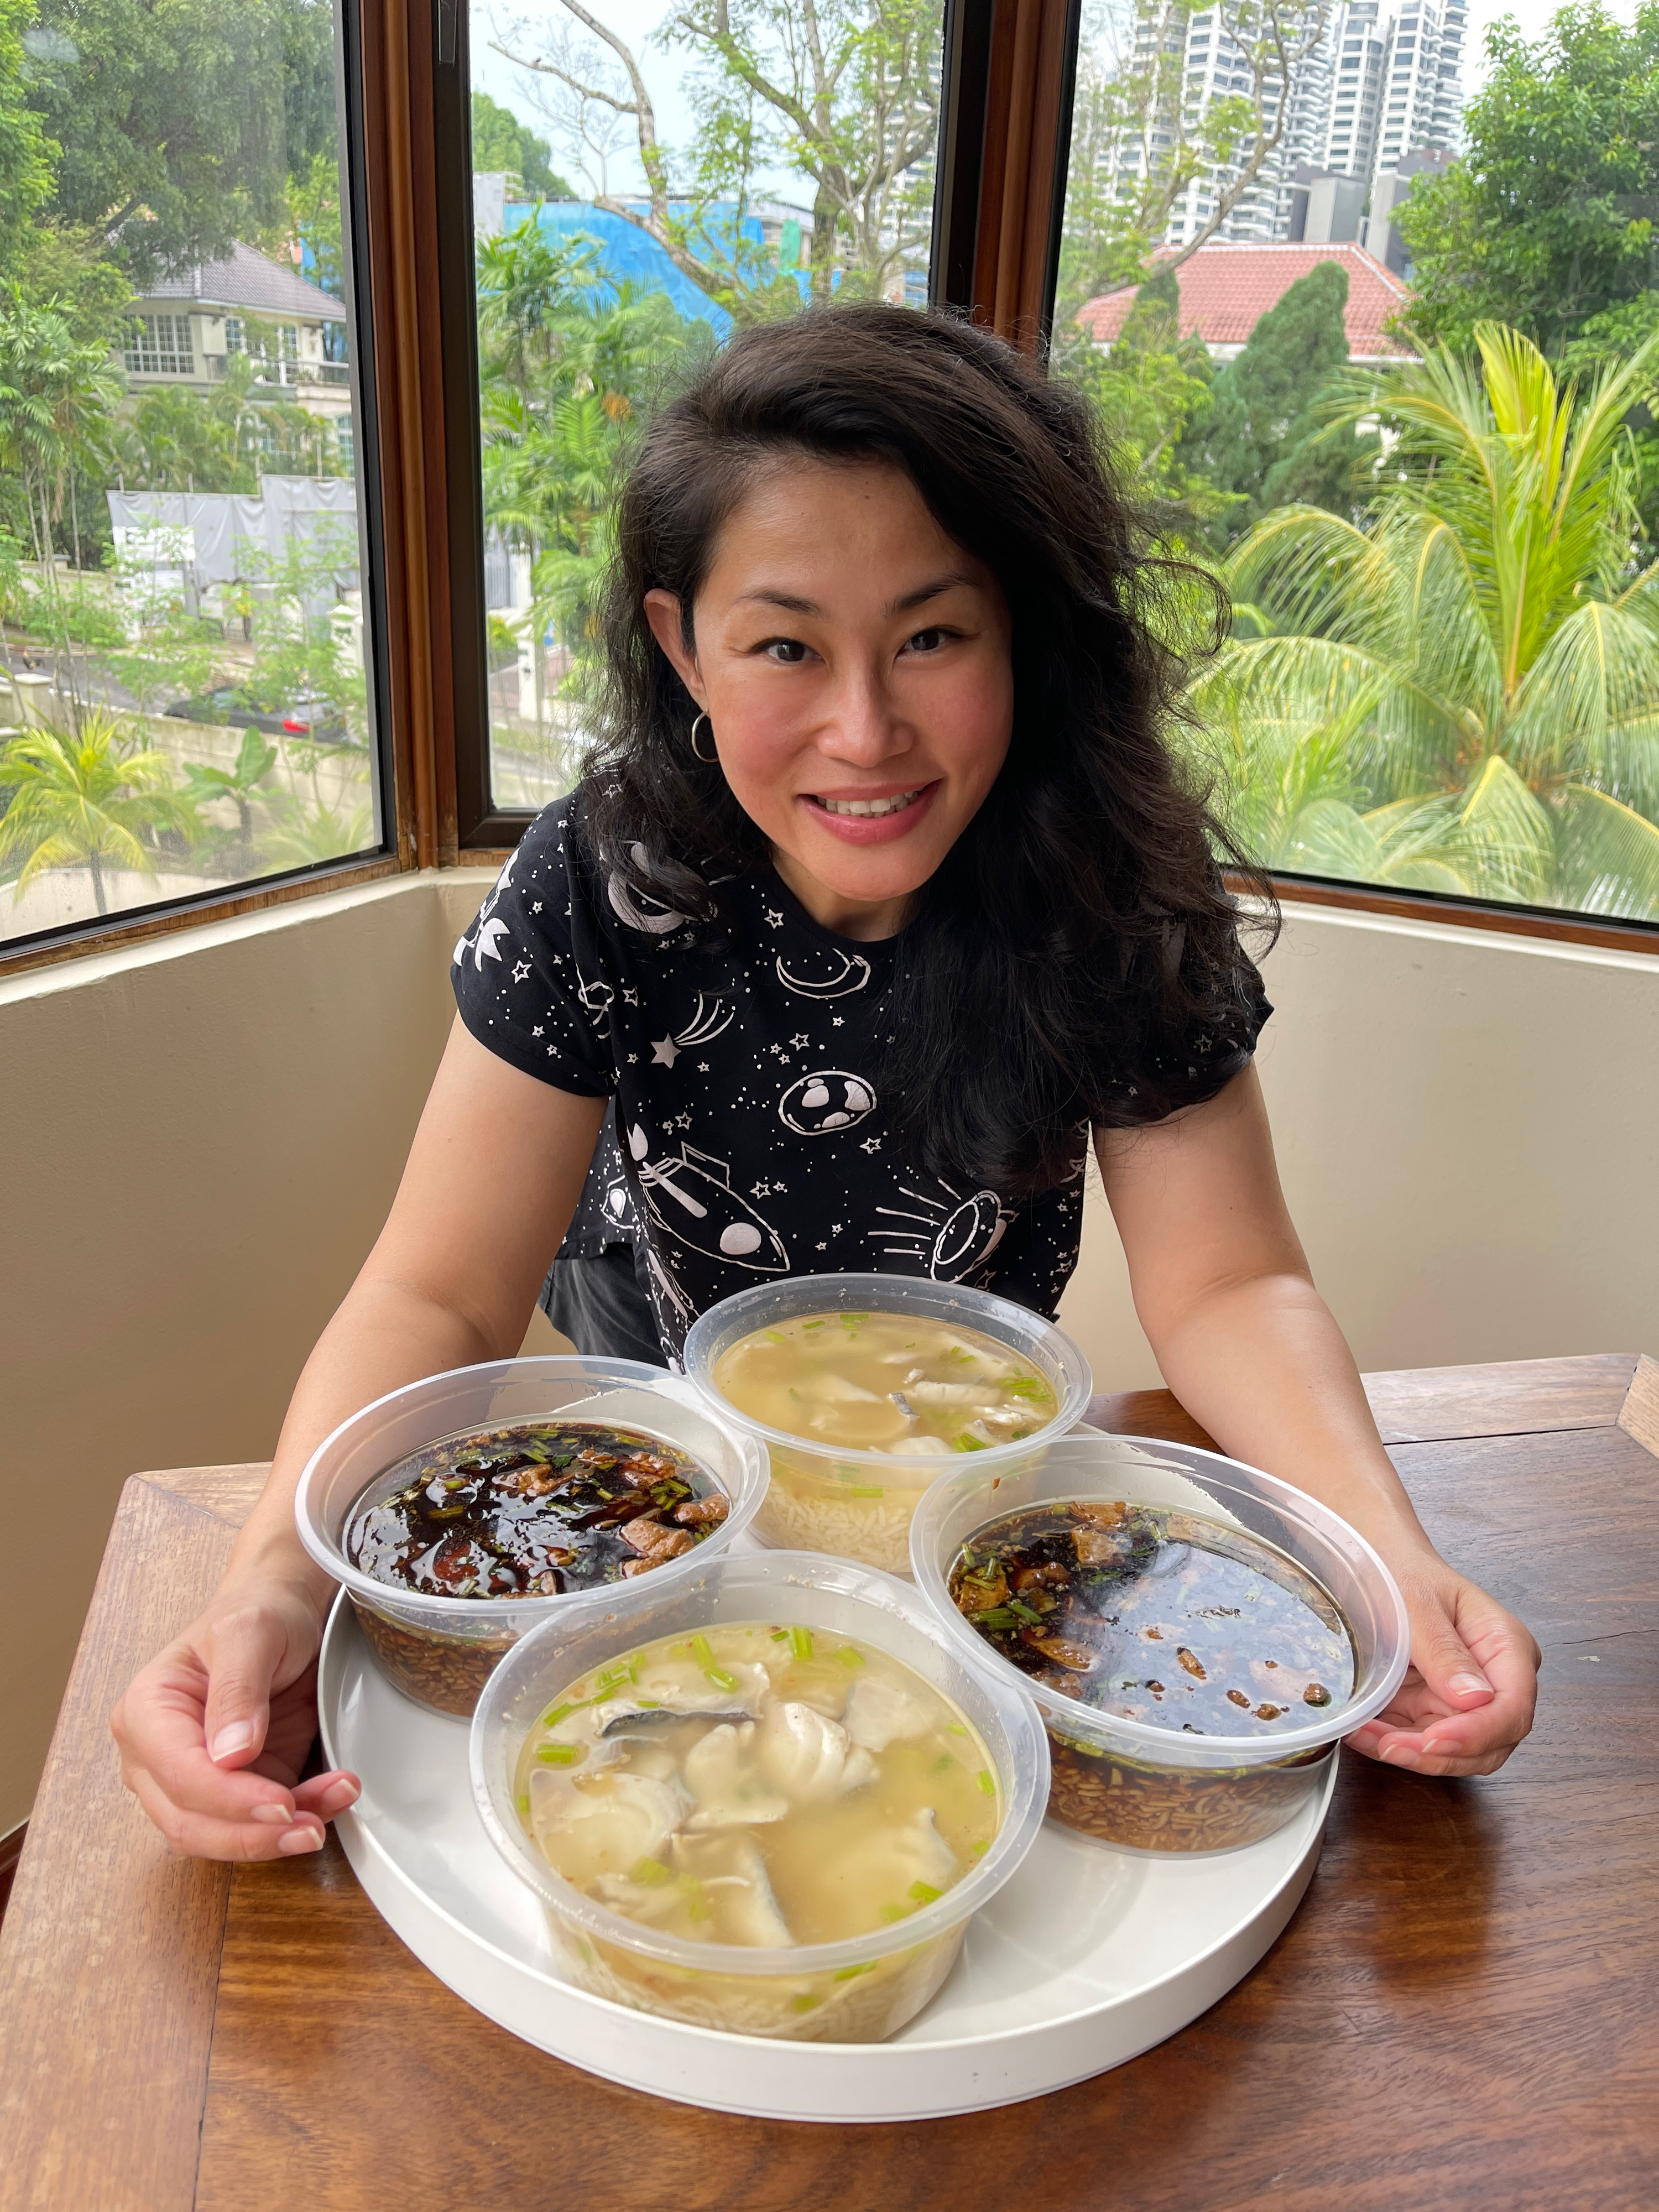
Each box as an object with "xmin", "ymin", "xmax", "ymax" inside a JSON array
[{"xmin": 643, "ymin": 458, "xmax": 1014, "ymax": 939}]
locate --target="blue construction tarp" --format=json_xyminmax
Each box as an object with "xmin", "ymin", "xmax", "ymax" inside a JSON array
[{"xmin": 500, "ymin": 201, "xmax": 813, "ymax": 335}]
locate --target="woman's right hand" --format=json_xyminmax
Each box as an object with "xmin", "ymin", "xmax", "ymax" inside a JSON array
[{"xmin": 111, "ymin": 1571, "xmax": 361, "ymax": 1861}]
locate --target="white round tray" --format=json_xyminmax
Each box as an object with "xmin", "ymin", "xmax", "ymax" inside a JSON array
[{"xmin": 319, "ymin": 1595, "xmax": 1334, "ymax": 2122}]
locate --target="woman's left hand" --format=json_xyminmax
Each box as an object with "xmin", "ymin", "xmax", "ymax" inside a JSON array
[{"xmin": 1343, "ymin": 1548, "xmax": 1541, "ymax": 1777}]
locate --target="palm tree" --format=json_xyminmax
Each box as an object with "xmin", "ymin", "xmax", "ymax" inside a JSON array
[
  {"xmin": 0, "ymin": 714, "xmax": 195, "ymax": 915},
  {"xmin": 1196, "ymin": 322, "xmax": 1659, "ymax": 919},
  {"xmin": 180, "ymin": 727, "xmax": 280, "ymax": 857}
]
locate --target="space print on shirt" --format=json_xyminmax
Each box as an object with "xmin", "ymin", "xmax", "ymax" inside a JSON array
[{"xmin": 451, "ymin": 795, "xmax": 1267, "ymax": 1363}]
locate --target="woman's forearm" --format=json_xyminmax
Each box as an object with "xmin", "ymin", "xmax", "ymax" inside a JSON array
[{"xmin": 1140, "ymin": 1271, "xmax": 1438, "ymax": 1564}]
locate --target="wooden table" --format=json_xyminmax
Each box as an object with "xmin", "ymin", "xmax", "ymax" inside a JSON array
[{"xmin": 3, "ymin": 1355, "xmax": 1656, "ymax": 2212}]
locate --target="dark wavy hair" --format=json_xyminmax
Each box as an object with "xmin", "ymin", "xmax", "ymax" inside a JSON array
[{"xmin": 581, "ymin": 302, "xmax": 1273, "ymax": 1196}]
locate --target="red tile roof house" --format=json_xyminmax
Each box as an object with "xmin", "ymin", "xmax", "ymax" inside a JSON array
[{"xmin": 1078, "ymin": 242, "xmax": 1418, "ymax": 366}]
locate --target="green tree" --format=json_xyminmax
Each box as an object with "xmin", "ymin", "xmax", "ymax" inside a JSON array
[
  {"xmin": 0, "ymin": 714, "xmax": 194, "ymax": 915},
  {"xmin": 1183, "ymin": 260, "xmax": 1362, "ymax": 548},
  {"xmin": 476, "ymin": 219, "xmax": 706, "ymax": 711},
  {"xmin": 1053, "ymin": 269, "xmax": 1225, "ymax": 540},
  {"xmin": 1401, "ymin": 3, "xmax": 1659, "ymax": 358},
  {"xmin": 111, "ymin": 353, "xmax": 345, "ymax": 493},
  {"xmin": 1198, "ymin": 324, "xmax": 1659, "ymax": 919},
  {"xmin": 20, "ymin": 0, "xmax": 315, "ymax": 284},
  {"xmin": 0, "ymin": 289, "xmax": 122, "ymax": 564},
  {"xmin": 1, "ymin": 0, "xmax": 56, "ymax": 265},
  {"xmin": 471, "ymin": 90, "xmax": 573, "ymax": 197},
  {"xmin": 180, "ymin": 727, "xmax": 279, "ymax": 857},
  {"xmin": 493, "ymin": 0, "xmax": 938, "ymax": 316}
]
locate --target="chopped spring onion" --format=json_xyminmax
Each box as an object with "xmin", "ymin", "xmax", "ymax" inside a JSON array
[{"xmin": 691, "ymin": 1632, "xmax": 738, "ymax": 1691}]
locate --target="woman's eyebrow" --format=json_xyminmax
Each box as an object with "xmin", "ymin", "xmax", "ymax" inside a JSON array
[
  {"xmin": 732, "ymin": 572, "xmax": 975, "ymax": 619},
  {"xmin": 888, "ymin": 572, "xmax": 975, "ymax": 615}
]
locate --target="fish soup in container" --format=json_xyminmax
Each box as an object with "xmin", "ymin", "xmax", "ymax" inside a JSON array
[
  {"xmin": 469, "ymin": 1551, "xmax": 1050, "ymax": 2042},
  {"xmin": 910, "ymin": 1434, "xmax": 1410, "ymax": 1855},
  {"xmin": 682, "ymin": 1273, "xmax": 1092, "ymax": 1575},
  {"xmin": 295, "ymin": 1356, "xmax": 766, "ymax": 1717}
]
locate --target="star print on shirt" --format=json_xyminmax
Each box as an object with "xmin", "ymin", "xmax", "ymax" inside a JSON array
[
  {"xmin": 860, "ymin": 1137, "xmax": 882, "ymax": 1153},
  {"xmin": 531, "ymin": 901, "xmax": 543, "ymax": 914},
  {"xmin": 532, "ymin": 1025, "xmax": 544, "ymax": 1038},
  {"xmin": 790, "ymin": 1032, "xmax": 808, "ymax": 1048},
  {"xmin": 512, "ymin": 960, "xmax": 532, "ymax": 982},
  {"xmin": 765, "ymin": 909, "xmax": 784, "ymax": 928},
  {"xmin": 651, "ymin": 1036, "xmax": 680, "ymax": 1066}
]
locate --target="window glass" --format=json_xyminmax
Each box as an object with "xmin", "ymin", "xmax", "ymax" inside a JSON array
[
  {"xmin": 468, "ymin": 0, "xmax": 943, "ymax": 813},
  {"xmin": 1, "ymin": 0, "xmax": 382, "ymax": 951},
  {"xmin": 1051, "ymin": 2, "xmax": 1659, "ymax": 927}
]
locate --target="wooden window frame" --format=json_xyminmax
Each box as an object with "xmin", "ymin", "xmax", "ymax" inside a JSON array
[{"xmin": 1251, "ymin": 871, "xmax": 1659, "ymax": 958}]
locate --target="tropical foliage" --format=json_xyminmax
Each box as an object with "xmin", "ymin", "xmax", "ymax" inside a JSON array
[
  {"xmin": 476, "ymin": 220, "xmax": 708, "ymax": 718},
  {"xmin": 0, "ymin": 713, "xmax": 192, "ymax": 912},
  {"xmin": 1197, "ymin": 325, "xmax": 1659, "ymax": 919}
]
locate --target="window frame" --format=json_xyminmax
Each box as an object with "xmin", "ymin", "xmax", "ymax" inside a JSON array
[{"xmin": 0, "ymin": 0, "xmax": 403, "ymax": 981}]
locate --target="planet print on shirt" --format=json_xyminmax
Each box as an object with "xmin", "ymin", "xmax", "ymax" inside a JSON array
[
  {"xmin": 778, "ymin": 1070, "xmax": 877, "ymax": 1136},
  {"xmin": 871, "ymin": 1181, "xmax": 1014, "ymax": 1281},
  {"xmin": 774, "ymin": 948, "xmax": 873, "ymax": 998}
]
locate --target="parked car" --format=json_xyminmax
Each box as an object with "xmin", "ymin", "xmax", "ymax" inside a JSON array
[{"xmin": 165, "ymin": 688, "xmax": 351, "ymax": 744}]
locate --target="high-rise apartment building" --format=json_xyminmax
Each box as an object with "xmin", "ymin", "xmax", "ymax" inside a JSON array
[{"xmin": 1121, "ymin": 1, "xmax": 1466, "ymax": 249}]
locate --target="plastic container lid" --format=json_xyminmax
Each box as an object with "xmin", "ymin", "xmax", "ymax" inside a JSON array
[{"xmin": 909, "ymin": 1432, "xmax": 1411, "ymax": 1770}]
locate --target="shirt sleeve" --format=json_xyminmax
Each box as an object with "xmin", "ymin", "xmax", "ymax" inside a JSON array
[{"xmin": 451, "ymin": 799, "xmax": 618, "ymax": 1097}]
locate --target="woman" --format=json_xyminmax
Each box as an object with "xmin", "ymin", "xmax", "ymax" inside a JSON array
[{"xmin": 113, "ymin": 306, "xmax": 1538, "ymax": 1860}]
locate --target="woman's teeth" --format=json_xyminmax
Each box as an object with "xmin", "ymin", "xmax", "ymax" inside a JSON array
[{"xmin": 815, "ymin": 789, "xmax": 922, "ymax": 817}]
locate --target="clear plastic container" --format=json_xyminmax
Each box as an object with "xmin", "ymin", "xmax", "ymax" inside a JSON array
[
  {"xmin": 910, "ymin": 1433, "xmax": 1410, "ymax": 1855},
  {"xmin": 469, "ymin": 1550, "xmax": 1050, "ymax": 2041},
  {"xmin": 295, "ymin": 1357, "xmax": 766, "ymax": 1717},
  {"xmin": 681, "ymin": 1274, "xmax": 1092, "ymax": 1576}
]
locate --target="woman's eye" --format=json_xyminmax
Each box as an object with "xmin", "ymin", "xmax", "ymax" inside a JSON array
[
  {"xmin": 904, "ymin": 627, "xmax": 949, "ymax": 654},
  {"xmin": 761, "ymin": 638, "xmax": 808, "ymax": 664}
]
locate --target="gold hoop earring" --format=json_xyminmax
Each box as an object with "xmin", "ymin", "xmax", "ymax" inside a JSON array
[{"xmin": 690, "ymin": 712, "xmax": 717, "ymax": 763}]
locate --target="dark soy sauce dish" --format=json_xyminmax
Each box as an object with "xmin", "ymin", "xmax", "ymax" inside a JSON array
[
  {"xmin": 343, "ymin": 1421, "xmax": 728, "ymax": 1713},
  {"xmin": 947, "ymin": 1499, "xmax": 1359, "ymax": 1854}
]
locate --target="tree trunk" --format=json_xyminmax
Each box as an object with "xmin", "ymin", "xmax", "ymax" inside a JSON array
[
  {"xmin": 88, "ymin": 847, "xmax": 107, "ymax": 915},
  {"xmin": 810, "ymin": 184, "xmax": 838, "ymax": 302}
]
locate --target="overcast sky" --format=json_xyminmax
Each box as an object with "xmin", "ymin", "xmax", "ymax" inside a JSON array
[{"xmin": 471, "ymin": 0, "xmax": 1634, "ymax": 208}]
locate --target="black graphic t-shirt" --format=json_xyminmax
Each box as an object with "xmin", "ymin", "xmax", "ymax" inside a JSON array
[{"xmin": 452, "ymin": 796, "xmax": 1267, "ymax": 1364}]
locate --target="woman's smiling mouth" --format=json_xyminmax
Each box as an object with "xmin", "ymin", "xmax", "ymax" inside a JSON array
[{"xmin": 800, "ymin": 782, "xmax": 940, "ymax": 843}]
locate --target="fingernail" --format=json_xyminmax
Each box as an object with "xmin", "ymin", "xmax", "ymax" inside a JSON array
[
  {"xmin": 249, "ymin": 1802, "xmax": 295, "ymax": 1825},
  {"xmin": 1449, "ymin": 1672, "xmax": 1493, "ymax": 1700},
  {"xmin": 319, "ymin": 1776, "xmax": 360, "ymax": 1812},
  {"xmin": 1421, "ymin": 1739, "xmax": 1447, "ymax": 1757},
  {"xmin": 278, "ymin": 1824, "xmax": 324, "ymax": 1855},
  {"xmin": 210, "ymin": 1721, "xmax": 255, "ymax": 1761},
  {"xmin": 1379, "ymin": 1742, "xmax": 1416, "ymax": 1765}
]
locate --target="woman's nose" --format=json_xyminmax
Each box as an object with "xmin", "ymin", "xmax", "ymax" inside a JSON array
[{"xmin": 815, "ymin": 669, "xmax": 907, "ymax": 765}]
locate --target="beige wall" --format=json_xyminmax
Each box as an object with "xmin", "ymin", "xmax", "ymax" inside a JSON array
[
  {"xmin": 3, "ymin": 881, "xmax": 1656, "ymax": 1830},
  {"xmin": 0, "ymin": 870, "xmax": 492, "ymax": 1832},
  {"xmin": 1058, "ymin": 901, "xmax": 1659, "ymax": 1389}
]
